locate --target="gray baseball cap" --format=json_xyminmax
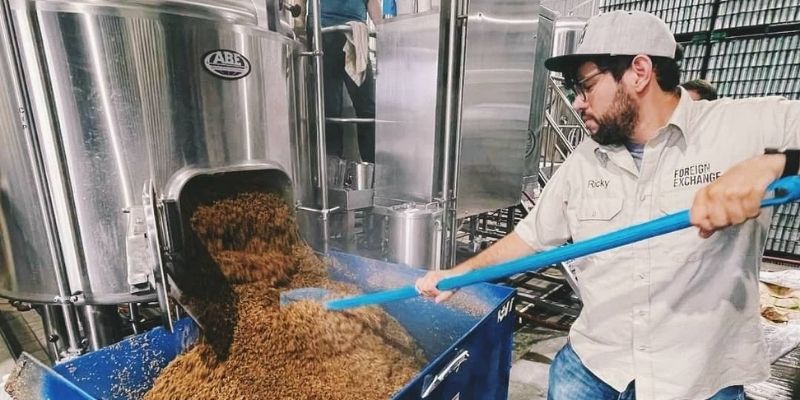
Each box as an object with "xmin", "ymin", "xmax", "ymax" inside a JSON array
[{"xmin": 545, "ymin": 10, "xmax": 680, "ymax": 73}]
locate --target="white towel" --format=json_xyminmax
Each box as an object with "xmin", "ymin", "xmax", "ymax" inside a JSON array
[{"xmin": 343, "ymin": 21, "xmax": 369, "ymax": 87}]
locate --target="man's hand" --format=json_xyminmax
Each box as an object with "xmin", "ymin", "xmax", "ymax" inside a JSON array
[
  {"xmin": 690, "ymin": 154, "xmax": 785, "ymax": 238},
  {"xmin": 415, "ymin": 233, "xmax": 534, "ymax": 302},
  {"xmin": 415, "ymin": 268, "xmax": 469, "ymax": 303}
]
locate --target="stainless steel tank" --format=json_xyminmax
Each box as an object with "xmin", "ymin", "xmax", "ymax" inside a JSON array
[
  {"xmin": 0, "ymin": 0, "xmax": 306, "ymax": 349},
  {"xmin": 0, "ymin": 6, "xmax": 85, "ymax": 355},
  {"xmin": 371, "ymin": 201, "xmax": 444, "ymax": 270},
  {"xmin": 552, "ymin": 16, "xmax": 587, "ymax": 64},
  {"xmin": 0, "ymin": 8, "xmax": 63, "ymax": 304}
]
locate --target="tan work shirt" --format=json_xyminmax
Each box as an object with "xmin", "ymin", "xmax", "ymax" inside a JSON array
[{"xmin": 515, "ymin": 91, "xmax": 800, "ymax": 400}]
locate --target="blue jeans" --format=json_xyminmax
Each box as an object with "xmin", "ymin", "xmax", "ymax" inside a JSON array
[{"xmin": 547, "ymin": 343, "xmax": 745, "ymax": 400}]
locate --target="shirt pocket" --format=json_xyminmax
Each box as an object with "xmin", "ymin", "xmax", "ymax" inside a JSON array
[
  {"xmin": 570, "ymin": 196, "xmax": 625, "ymax": 264},
  {"xmin": 574, "ymin": 196, "xmax": 624, "ymax": 239},
  {"xmin": 655, "ymin": 188, "xmax": 705, "ymax": 262}
]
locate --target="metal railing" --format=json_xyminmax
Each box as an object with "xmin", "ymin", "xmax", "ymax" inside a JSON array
[
  {"xmin": 537, "ymin": 76, "xmax": 589, "ymax": 185},
  {"xmin": 321, "ymin": 24, "xmax": 377, "ymax": 37}
]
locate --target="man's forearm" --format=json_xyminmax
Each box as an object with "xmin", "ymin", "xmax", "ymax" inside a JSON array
[
  {"xmin": 762, "ymin": 153, "xmax": 787, "ymax": 178},
  {"xmin": 452, "ymin": 232, "xmax": 535, "ymax": 274},
  {"xmin": 367, "ymin": 0, "xmax": 382, "ymax": 23}
]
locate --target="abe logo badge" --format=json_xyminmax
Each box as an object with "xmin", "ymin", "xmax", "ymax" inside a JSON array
[{"xmin": 203, "ymin": 49, "xmax": 251, "ymax": 80}]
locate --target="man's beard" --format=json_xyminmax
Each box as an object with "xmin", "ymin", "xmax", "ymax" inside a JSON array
[{"xmin": 591, "ymin": 86, "xmax": 639, "ymax": 146}]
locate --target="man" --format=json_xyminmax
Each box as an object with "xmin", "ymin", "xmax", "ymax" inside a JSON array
[
  {"xmin": 319, "ymin": 0, "xmax": 381, "ymax": 162},
  {"xmin": 682, "ymin": 79, "xmax": 719, "ymax": 101},
  {"xmin": 417, "ymin": 10, "xmax": 800, "ymax": 400}
]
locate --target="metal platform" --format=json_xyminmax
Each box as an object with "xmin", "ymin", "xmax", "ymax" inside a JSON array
[
  {"xmin": 746, "ymin": 346, "xmax": 800, "ymax": 400},
  {"xmin": 502, "ymin": 267, "xmax": 582, "ymax": 332}
]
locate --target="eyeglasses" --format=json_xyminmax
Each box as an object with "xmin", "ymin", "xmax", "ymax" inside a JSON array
[{"xmin": 564, "ymin": 69, "xmax": 607, "ymax": 101}]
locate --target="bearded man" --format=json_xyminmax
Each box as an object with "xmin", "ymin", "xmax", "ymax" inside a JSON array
[{"xmin": 417, "ymin": 10, "xmax": 800, "ymax": 400}]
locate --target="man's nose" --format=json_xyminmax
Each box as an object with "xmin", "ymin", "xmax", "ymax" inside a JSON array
[{"xmin": 572, "ymin": 95, "xmax": 587, "ymax": 113}]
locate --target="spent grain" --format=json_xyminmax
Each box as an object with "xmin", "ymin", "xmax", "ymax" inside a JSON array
[{"xmin": 144, "ymin": 193, "xmax": 423, "ymax": 400}]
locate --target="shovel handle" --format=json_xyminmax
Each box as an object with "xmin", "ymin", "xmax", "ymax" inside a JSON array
[
  {"xmin": 326, "ymin": 176, "xmax": 800, "ymax": 311},
  {"xmin": 438, "ymin": 175, "xmax": 800, "ymax": 291}
]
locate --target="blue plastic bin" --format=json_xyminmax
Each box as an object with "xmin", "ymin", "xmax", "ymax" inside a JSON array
[{"xmin": 14, "ymin": 252, "xmax": 516, "ymax": 400}]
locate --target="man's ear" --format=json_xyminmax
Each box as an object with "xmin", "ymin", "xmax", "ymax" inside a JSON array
[{"xmin": 629, "ymin": 54, "xmax": 654, "ymax": 93}]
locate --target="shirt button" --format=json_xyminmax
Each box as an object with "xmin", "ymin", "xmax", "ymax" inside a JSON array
[
  {"xmin": 639, "ymin": 194, "xmax": 646, "ymax": 201},
  {"xmin": 638, "ymin": 345, "xmax": 648, "ymax": 352},
  {"xmin": 638, "ymin": 273, "xmax": 647, "ymax": 280},
  {"xmin": 638, "ymin": 310, "xmax": 648, "ymax": 317}
]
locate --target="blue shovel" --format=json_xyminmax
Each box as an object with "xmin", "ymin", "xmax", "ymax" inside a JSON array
[{"xmin": 281, "ymin": 176, "xmax": 800, "ymax": 311}]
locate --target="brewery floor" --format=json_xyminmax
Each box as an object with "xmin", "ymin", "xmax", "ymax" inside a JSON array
[
  {"xmin": 0, "ymin": 301, "xmax": 49, "ymax": 400},
  {"xmin": 508, "ymin": 325, "xmax": 567, "ymax": 400}
]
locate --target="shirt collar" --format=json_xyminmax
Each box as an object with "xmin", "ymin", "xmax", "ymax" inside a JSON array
[{"xmin": 667, "ymin": 88, "xmax": 694, "ymax": 139}]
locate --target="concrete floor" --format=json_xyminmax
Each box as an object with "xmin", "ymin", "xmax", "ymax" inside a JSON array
[
  {"xmin": 507, "ymin": 325, "xmax": 568, "ymax": 400},
  {"xmin": 0, "ymin": 302, "xmax": 50, "ymax": 400}
]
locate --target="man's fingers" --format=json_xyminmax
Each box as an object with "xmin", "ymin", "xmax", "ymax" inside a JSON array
[
  {"xmin": 725, "ymin": 201, "xmax": 748, "ymax": 226},
  {"xmin": 417, "ymin": 271, "xmax": 460, "ymax": 303},
  {"xmin": 690, "ymin": 190, "xmax": 715, "ymax": 233},
  {"xmin": 717, "ymin": 186, "xmax": 759, "ymax": 225},
  {"xmin": 691, "ymin": 184, "xmax": 762, "ymax": 237},
  {"xmin": 415, "ymin": 275, "xmax": 442, "ymax": 298},
  {"xmin": 434, "ymin": 290, "xmax": 453, "ymax": 303}
]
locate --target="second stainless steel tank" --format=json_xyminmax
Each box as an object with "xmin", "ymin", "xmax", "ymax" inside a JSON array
[
  {"xmin": 552, "ymin": 16, "xmax": 587, "ymax": 67},
  {"xmin": 372, "ymin": 201, "xmax": 443, "ymax": 269}
]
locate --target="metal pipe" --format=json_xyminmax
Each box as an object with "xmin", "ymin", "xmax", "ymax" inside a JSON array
[
  {"xmin": 447, "ymin": 1, "xmax": 469, "ymax": 267},
  {"xmin": 432, "ymin": 219, "xmax": 443, "ymax": 271},
  {"xmin": 0, "ymin": 0, "xmax": 82, "ymax": 357},
  {"xmin": 468, "ymin": 216, "xmax": 476, "ymax": 243},
  {"xmin": 128, "ymin": 302, "xmax": 141, "ymax": 335},
  {"xmin": 40, "ymin": 305, "xmax": 66, "ymax": 362},
  {"xmin": 438, "ymin": 0, "xmax": 464, "ymax": 269},
  {"xmin": 49, "ymin": 266, "xmax": 81, "ymax": 357},
  {"xmin": 321, "ymin": 24, "xmax": 377, "ymax": 37},
  {"xmin": 308, "ymin": 0, "xmax": 331, "ymax": 252},
  {"xmin": 505, "ymin": 206, "xmax": 515, "ymax": 234},
  {"xmin": 325, "ymin": 117, "xmax": 375, "ymax": 124},
  {"xmin": 79, "ymin": 305, "xmax": 122, "ymax": 351}
]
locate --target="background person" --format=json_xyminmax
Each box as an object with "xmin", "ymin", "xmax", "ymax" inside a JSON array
[{"xmin": 681, "ymin": 78, "xmax": 718, "ymax": 100}]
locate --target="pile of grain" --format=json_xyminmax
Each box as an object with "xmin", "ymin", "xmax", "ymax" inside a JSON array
[{"xmin": 144, "ymin": 193, "xmax": 424, "ymax": 400}]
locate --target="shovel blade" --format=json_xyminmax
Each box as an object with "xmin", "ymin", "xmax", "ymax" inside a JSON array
[{"xmin": 279, "ymin": 287, "xmax": 333, "ymax": 307}]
